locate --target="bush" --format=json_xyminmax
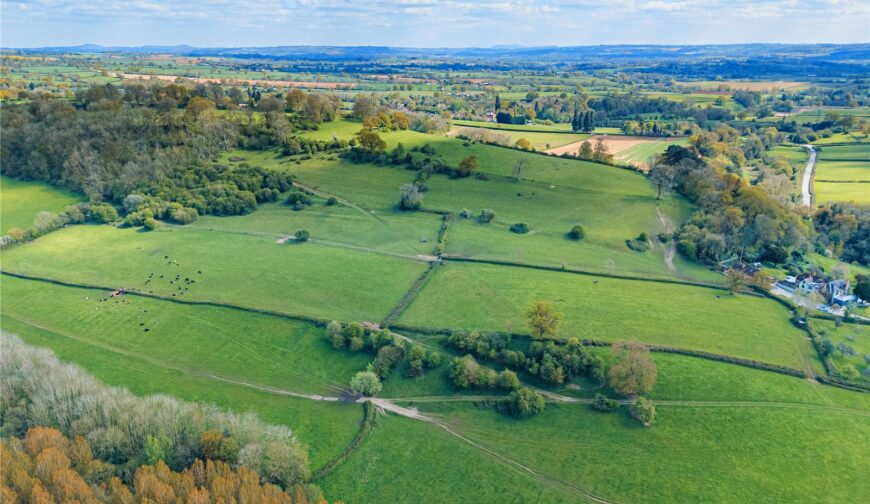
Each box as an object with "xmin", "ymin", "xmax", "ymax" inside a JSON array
[
  {"xmin": 568, "ymin": 224, "xmax": 586, "ymax": 240},
  {"xmin": 632, "ymin": 397, "xmax": 656, "ymax": 426},
  {"xmin": 509, "ymin": 223, "xmax": 529, "ymax": 234},
  {"xmin": 373, "ymin": 345, "xmax": 406, "ymax": 378},
  {"xmin": 399, "ymin": 183, "xmax": 423, "ymax": 210},
  {"xmin": 143, "ymin": 218, "xmax": 159, "ymax": 231},
  {"xmin": 325, "ymin": 196, "xmax": 337, "ymax": 206},
  {"xmin": 478, "ymin": 209, "xmax": 495, "ymax": 223},
  {"xmin": 590, "ymin": 393, "xmax": 619, "ymax": 412},
  {"xmin": 448, "ymin": 355, "xmax": 481, "ymax": 389},
  {"xmin": 508, "ymin": 387, "xmax": 546, "ymax": 419},
  {"xmin": 350, "ymin": 371, "xmax": 382, "ymax": 397},
  {"xmin": 294, "ymin": 229, "xmax": 310, "ymax": 242},
  {"xmin": 626, "ymin": 233, "xmax": 651, "ymax": 252},
  {"xmin": 677, "ymin": 239, "xmax": 697, "ymax": 258},
  {"xmin": 326, "ymin": 321, "xmax": 345, "ymax": 349}
]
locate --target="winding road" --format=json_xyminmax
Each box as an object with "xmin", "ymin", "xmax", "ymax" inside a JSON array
[{"xmin": 800, "ymin": 144, "xmax": 817, "ymax": 207}]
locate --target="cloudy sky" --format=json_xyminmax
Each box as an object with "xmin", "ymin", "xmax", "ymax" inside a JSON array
[{"xmin": 2, "ymin": 0, "xmax": 868, "ymax": 48}]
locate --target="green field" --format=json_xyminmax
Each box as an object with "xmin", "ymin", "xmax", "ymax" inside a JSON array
[
  {"xmin": 3, "ymin": 65, "xmax": 870, "ymax": 503},
  {"xmin": 399, "ymin": 261, "xmax": 817, "ymax": 370},
  {"xmin": 813, "ymin": 144, "xmax": 870, "ymax": 204},
  {"xmin": 0, "ymin": 224, "xmax": 428, "ymax": 322},
  {"xmin": 614, "ymin": 138, "xmax": 689, "ymax": 165},
  {"xmin": 451, "ymin": 125, "xmax": 586, "ymax": 151},
  {"xmin": 0, "ymin": 175, "xmax": 83, "ymax": 234},
  {"xmin": 6, "ymin": 276, "xmax": 868, "ymax": 503},
  {"xmin": 811, "ymin": 319, "xmax": 870, "ymax": 377}
]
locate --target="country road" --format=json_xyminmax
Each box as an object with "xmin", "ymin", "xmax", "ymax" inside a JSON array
[{"xmin": 801, "ymin": 144, "xmax": 817, "ymax": 207}]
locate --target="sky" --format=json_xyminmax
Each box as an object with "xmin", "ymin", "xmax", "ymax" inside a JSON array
[{"xmin": 1, "ymin": 0, "xmax": 869, "ymax": 48}]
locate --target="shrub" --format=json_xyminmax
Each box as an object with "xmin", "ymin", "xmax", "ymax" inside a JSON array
[
  {"xmin": 508, "ymin": 388, "xmax": 546, "ymax": 419},
  {"xmin": 325, "ymin": 196, "xmax": 338, "ymax": 206},
  {"xmin": 350, "ymin": 371, "xmax": 382, "ymax": 397},
  {"xmin": 294, "ymin": 229, "xmax": 310, "ymax": 242},
  {"xmin": 448, "ymin": 355, "xmax": 482, "ymax": 388},
  {"xmin": 348, "ymin": 337, "xmax": 365, "ymax": 352},
  {"xmin": 424, "ymin": 351, "xmax": 442, "ymax": 368},
  {"xmin": 632, "ymin": 397, "xmax": 656, "ymax": 426},
  {"xmin": 143, "ymin": 218, "xmax": 159, "ymax": 231},
  {"xmin": 373, "ymin": 345, "xmax": 406, "ymax": 379},
  {"xmin": 568, "ymin": 224, "xmax": 586, "ymax": 240},
  {"xmin": 399, "ymin": 183, "xmax": 423, "ymax": 210},
  {"xmin": 497, "ymin": 370, "xmax": 521, "ymax": 391},
  {"xmin": 590, "ymin": 393, "xmax": 619, "ymax": 412},
  {"xmin": 677, "ymin": 239, "xmax": 697, "ymax": 258},
  {"xmin": 509, "ymin": 223, "xmax": 529, "ymax": 234},
  {"xmin": 479, "ymin": 209, "xmax": 495, "ymax": 223},
  {"xmin": 326, "ymin": 321, "xmax": 345, "ymax": 349},
  {"xmin": 626, "ymin": 233, "xmax": 651, "ymax": 252}
]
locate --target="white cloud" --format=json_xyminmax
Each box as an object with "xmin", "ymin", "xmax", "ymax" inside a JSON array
[{"xmin": 0, "ymin": 0, "xmax": 868, "ymax": 47}]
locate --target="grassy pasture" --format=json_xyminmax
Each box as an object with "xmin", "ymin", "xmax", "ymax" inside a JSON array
[
  {"xmin": 452, "ymin": 119, "xmax": 574, "ymax": 133},
  {"xmin": 0, "ymin": 276, "xmax": 369, "ymax": 396},
  {"xmin": 0, "ymin": 314, "xmax": 362, "ymax": 470},
  {"xmin": 676, "ymin": 80, "xmax": 808, "ymax": 92},
  {"xmin": 451, "ymin": 125, "xmax": 586, "ymax": 151},
  {"xmin": 810, "ymin": 132, "xmax": 869, "ymax": 145},
  {"xmin": 399, "ymin": 261, "xmax": 816, "ymax": 369},
  {"xmin": 813, "ymin": 160, "xmax": 869, "ymax": 182},
  {"xmin": 320, "ymin": 412, "xmax": 576, "ymax": 503},
  {"xmin": 810, "ymin": 319, "xmax": 870, "ymax": 376},
  {"xmin": 817, "ymin": 144, "xmax": 870, "ymax": 161},
  {"xmin": 814, "ymin": 181, "xmax": 869, "ymax": 205},
  {"xmin": 415, "ymin": 399, "xmax": 870, "ymax": 504},
  {"xmin": 194, "ymin": 199, "xmax": 443, "ymax": 257},
  {"xmin": 225, "ymin": 136, "xmax": 717, "ymax": 281},
  {"xmin": 813, "ymin": 144, "xmax": 869, "ymax": 204},
  {"xmin": 0, "ymin": 175, "xmax": 83, "ymax": 234},
  {"xmin": 614, "ymin": 137, "xmax": 688, "ymax": 165},
  {"xmin": 0, "ymin": 225, "xmax": 427, "ymax": 323}
]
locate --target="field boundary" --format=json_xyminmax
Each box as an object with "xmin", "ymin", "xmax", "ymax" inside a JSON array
[
  {"xmin": 440, "ymin": 255, "xmax": 724, "ymax": 289},
  {"xmin": 0, "ymin": 270, "xmax": 333, "ymax": 326},
  {"xmin": 381, "ymin": 262, "xmax": 439, "ymax": 327},
  {"xmin": 391, "ymin": 322, "xmax": 869, "ymax": 393},
  {"xmin": 310, "ymin": 401, "xmax": 376, "ymax": 482}
]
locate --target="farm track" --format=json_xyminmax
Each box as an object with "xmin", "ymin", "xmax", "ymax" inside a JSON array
[
  {"xmin": 800, "ymin": 145, "xmax": 817, "ymax": 207},
  {"xmin": 292, "ymin": 181, "xmax": 384, "ymax": 223},
  {"xmin": 163, "ymin": 223, "xmax": 434, "ymax": 263}
]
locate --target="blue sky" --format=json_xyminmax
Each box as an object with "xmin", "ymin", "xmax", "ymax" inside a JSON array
[{"xmin": 2, "ymin": 0, "xmax": 868, "ymax": 48}]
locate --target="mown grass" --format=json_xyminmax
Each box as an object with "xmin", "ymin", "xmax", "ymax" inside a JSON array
[
  {"xmin": 0, "ymin": 175, "xmax": 83, "ymax": 234},
  {"xmin": 451, "ymin": 125, "xmax": 586, "ymax": 150},
  {"xmin": 814, "ymin": 160, "xmax": 869, "ymax": 182},
  {"xmin": 399, "ymin": 261, "xmax": 816, "ymax": 369},
  {"xmin": 817, "ymin": 144, "xmax": 870, "ymax": 161},
  {"xmin": 814, "ymin": 181, "xmax": 870, "ymax": 205},
  {"xmin": 416, "ymin": 399, "xmax": 870, "ymax": 504},
  {"xmin": 614, "ymin": 138, "xmax": 688, "ymax": 165},
  {"xmin": 0, "ymin": 224, "xmax": 427, "ymax": 322}
]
